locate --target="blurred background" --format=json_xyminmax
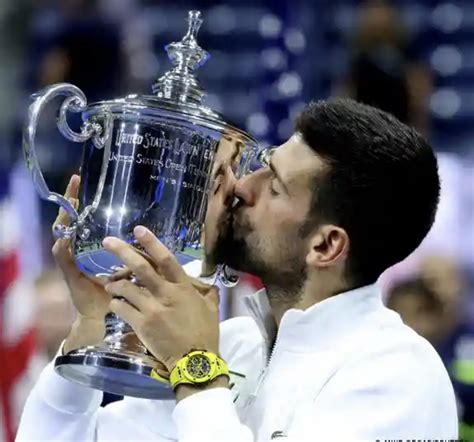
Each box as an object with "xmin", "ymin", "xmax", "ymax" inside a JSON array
[{"xmin": 1, "ymin": 0, "xmax": 474, "ymax": 440}]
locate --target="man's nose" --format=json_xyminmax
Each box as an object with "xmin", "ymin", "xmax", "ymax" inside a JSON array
[{"xmin": 234, "ymin": 173, "xmax": 258, "ymax": 206}]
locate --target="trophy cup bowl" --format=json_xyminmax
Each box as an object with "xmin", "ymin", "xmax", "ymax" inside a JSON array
[{"xmin": 23, "ymin": 10, "xmax": 260, "ymax": 399}]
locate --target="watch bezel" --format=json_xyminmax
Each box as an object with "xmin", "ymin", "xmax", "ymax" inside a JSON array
[
  {"xmin": 182, "ymin": 351, "xmax": 218, "ymax": 384},
  {"xmin": 170, "ymin": 350, "xmax": 229, "ymax": 390}
]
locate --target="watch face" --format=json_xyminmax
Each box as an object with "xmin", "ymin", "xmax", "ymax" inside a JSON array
[{"xmin": 186, "ymin": 354, "xmax": 211, "ymax": 379}]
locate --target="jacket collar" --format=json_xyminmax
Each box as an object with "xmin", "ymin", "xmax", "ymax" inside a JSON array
[{"xmin": 243, "ymin": 283, "xmax": 384, "ymax": 353}]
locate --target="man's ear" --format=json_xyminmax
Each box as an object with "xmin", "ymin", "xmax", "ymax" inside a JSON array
[{"xmin": 306, "ymin": 225, "xmax": 349, "ymax": 269}]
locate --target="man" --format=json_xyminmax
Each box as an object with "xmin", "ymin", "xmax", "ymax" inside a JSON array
[{"xmin": 16, "ymin": 99, "xmax": 457, "ymax": 440}]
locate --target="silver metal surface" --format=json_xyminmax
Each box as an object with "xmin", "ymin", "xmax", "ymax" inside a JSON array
[
  {"xmin": 55, "ymin": 346, "xmax": 174, "ymax": 399},
  {"xmin": 152, "ymin": 10, "xmax": 209, "ymax": 104},
  {"xmin": 24, "ymin": 9, "xmax": 259, "ymax": 399},
  {"xmin": 24, "ymin": 84, "xmax": 83, "ymax": 224},
  {"xmin": 23, "ymin": 83, "xmax": 112, "ymax": 238}
]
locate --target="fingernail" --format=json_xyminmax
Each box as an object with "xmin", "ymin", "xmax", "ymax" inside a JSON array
[
  {"xmin": 102, "ymin": 237, "xmax": 114, "ymax": 247},
  {"xmin": 134, "ymin": 225, "xmax": 147, "ymax": 238}
]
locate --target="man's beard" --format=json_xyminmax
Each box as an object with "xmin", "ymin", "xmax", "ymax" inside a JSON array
[{"xmin": 214, "ymin": 211, "xmax": 307, "ymax": 296}]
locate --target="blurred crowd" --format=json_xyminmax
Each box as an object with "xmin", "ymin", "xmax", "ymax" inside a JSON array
[{"xmin": 1, "ymin": 0, "xmax": 474, "ymax": 440}]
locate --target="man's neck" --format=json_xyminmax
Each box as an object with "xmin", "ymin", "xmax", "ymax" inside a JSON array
[
  {"xmin": 265, "ymin": 287, "xmax": 300, "ymax": 326},
  {"xmin": 265, "ymin": 277, "xmax": 350, "ymax": 326}
]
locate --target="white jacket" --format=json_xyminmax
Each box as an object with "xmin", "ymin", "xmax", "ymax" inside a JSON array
[{"xmin": 16, "ymin": 283, "xmax": 458, "ymax": 441}]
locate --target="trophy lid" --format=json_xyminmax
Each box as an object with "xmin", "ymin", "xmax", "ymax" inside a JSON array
[
  {"xmin": 152, "ymin": 10, "xmax": 209, "ymax": 105},
  {"xmin": 84, "ymin": 10, "xmax": 255, "ymax": 144}
]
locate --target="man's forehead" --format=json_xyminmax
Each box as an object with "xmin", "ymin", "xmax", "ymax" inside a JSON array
[{"xmin": 272, "ymin": 134, "xmax": 325, "ymax": 184}]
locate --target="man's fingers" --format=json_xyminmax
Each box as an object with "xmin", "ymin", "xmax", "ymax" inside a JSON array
[
  {"xmin": 108, "ymin": 267, "xmax": 133, "ymax": 282},
  {"xmin": 109, "ymin": 298, "xmax": 143, "ymax": 329},
  {"xmin": 53, "ymin": 197, "xmax": 78, "ymax": 232},
  {"xmin": 105, "ymin": 280, "xmax": 152, "ymax": 312},
  {"xmin": 222, "ymin": 165, "xmax": 236, "ymax": 206},
  {"xmin": 102, "ymin": 236, "xmax": 167, "ymax": 293},
  {"xmin": 52, "ymin": 239, "xmax": 81, "ymax": 277},
  {"xmin": 52, "ymin": 175, "xmax": 80, "ymax": 233},
  {"xmin": 133, "ymin": 226, "xmax": 186, "ymax": 283},
  {"xmin": 191, "ymin": 277, "xmax": 216, "ymax": 296},
  {"xmin": 206, "ymin": 286, "xmax": 220, "ymax": 308},
  {"xmin": 65, "ymin": 174, "xmax": 80, "ymax": 199}
]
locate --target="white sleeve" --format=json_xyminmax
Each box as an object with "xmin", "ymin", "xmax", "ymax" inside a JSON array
[
  {"xmin": 15, "ymin": 358, "xmax": 179, "ymax": 441},
  {"xmin": 172, "ymin": 388, "xmax": 254, "ymax": 441},
  {"xmin": 15, "ymin": 360, "xmax": 103, "ymax": 441},
  {"xmin": 15, "ymin": 260, "xmax": 220, "ymax": 441}
]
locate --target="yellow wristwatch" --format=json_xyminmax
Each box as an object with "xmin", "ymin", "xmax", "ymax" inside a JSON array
[
  {"xmin": 169, "ymin": 350, "xmax": 229, "ymax": 390},
  {"xmin": 150, "ymin": 367, "xmax": 170, "ymax": 384}
]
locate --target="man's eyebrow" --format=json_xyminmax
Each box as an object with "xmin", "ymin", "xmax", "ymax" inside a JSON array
[{"xmin": 269, "ymin": 159, "xmax": 289, "ymax": 193}]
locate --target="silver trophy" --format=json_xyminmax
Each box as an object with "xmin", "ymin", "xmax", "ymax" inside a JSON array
[{"xmin": 23, "ymin": 10, "xmax": 259, "ymax": 399}]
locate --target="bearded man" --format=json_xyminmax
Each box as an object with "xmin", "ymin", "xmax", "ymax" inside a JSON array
[{"xmin": 17, "ymin": 99, "xmax": 458, "ymax": 441}]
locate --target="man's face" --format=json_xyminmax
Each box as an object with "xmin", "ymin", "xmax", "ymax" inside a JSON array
[{"xmin": 219, "ymin": 134, "xmax": 325, "ymax": 290}]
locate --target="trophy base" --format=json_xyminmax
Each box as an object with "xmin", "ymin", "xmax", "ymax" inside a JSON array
[{"xmin": 55, "ymin": 346, "xmax": 174, "ymax": 400}]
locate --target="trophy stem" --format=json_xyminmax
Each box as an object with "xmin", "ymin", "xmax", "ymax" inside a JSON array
[
  {"xmin": 104, "ymin": 313, "xmax": 135, "ymax": 348},
  {"xmin": 54, "ymin": 312, "xmax": 174, "ymax": 399}
]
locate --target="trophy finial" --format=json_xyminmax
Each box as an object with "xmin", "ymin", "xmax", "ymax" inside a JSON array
[
  {"xmin": 152, "ymin": 10, "xmax": 210, "ymax": 104},
  {"xmin": 184, "ymin": 11, "xmax": 203, "ymax": 41}
]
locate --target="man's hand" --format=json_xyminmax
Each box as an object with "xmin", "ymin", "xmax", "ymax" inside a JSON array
[
  {"xmin": 52, "ymin": 175, "xmax": 112, "ymax": 353},
  {"xmin": 103, "ymin": 226, "xmax": 221, "ymax": 373},
  {"xmin": 53, "ymin": 175, "xmax": 112, "ymax": 322},
  {"xmin": 202, "ymin": 164, "xmax": 236, "ymax": 276}
]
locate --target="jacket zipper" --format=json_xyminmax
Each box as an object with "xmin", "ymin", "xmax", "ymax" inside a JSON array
[
  {"xmin": 253, "ymin": 332, "xmax": 280, "ymax": 396},
  {"xmin": 240, "ymin": 329, "xmax": 281, "ymax": 423}
]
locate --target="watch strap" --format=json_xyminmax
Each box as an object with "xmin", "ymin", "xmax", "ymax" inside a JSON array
[{"xmin": 150, "ymin": 368, "xmax": 170, "ymax": 384}]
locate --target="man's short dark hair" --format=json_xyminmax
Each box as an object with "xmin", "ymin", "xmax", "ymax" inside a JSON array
[{"xmin": 295, "ymin": 99, "xmax": 440, "ymax": 286}]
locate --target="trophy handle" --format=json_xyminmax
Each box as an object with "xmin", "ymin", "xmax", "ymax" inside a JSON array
[{"xmin": 23, "ymin": 83, "xmax": 110, "ymax": 239}]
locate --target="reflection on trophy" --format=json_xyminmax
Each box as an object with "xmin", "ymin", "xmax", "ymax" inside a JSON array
[{"xmin": 23, "ymin": 10, "xmax": 258, "ymax": 399}]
